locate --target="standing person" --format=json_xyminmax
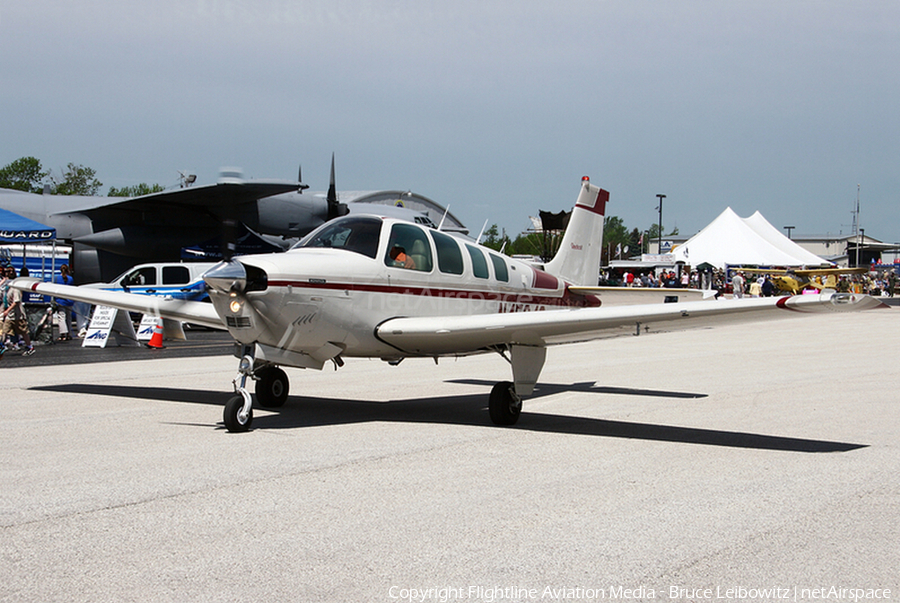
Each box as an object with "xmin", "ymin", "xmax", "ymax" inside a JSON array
[
  {"xmin": 731, "ymin": 272, "xmax": 745, "ymax": 299},
  {"xmin": 0, "ymin": 267, "xmax": 10, "ymax": 358},
  {"xmin": 1, "ymin": 267, "xmax": 35, "ymax": 356},
  {"xmin": 54, "ymin": 264, "xmax": 75, "ymax": 341},
  {"xmin": 749, "ymin": 277, "xmax": 762, "ymax": 297}
]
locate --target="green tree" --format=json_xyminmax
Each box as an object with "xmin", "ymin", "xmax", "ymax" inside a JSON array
[
  {"xmin": 0, "ymin": 156, "xmax": 49, "ymax": 193},
  {"xmin": 50, "ymin": 163, "xmax": 102, "ymax": 196},
  {"xmin": 506, "ymin": 232, "xmax": 545, "ymax": 257},
  {"xmin": 646, "ymin": 223, "xmax": 679, "ymax": 241},
  {"xmin": 481, "ymin": 224, "xmax": 511, "ymax": 252},
  {"xmin": 602, "ymin": 215, "xmax": 632, "ymax": 262},
  {"xmin": 108, "ymin": 183, "xmax": 165, "ymax": 197},
  {"xmin": 629, "ymin": 228, "xmax": 642, "ymax": 255}
]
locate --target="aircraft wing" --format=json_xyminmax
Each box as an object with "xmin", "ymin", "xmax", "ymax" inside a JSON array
[
  {"xmin": 794, "ymin": 267, "xmax": 868, "ymax": 276},
  {"xmin": 567, "ymin": 286, "xmax": 714, "ymax": 305},
  {"xmin": 377, "ymin": 293, "xmax": 887, "ymax": 356},
  {"xmin": 13, "ymin": 279, "xmax": 225, "ymax": 330},
  {"xmin": 59, "ymin": 180, "xmax": 303, "ymax": 215}
]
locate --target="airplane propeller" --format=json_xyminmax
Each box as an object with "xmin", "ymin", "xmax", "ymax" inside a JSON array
[{"xmin": 326, "ymin": 153, "xmax": 350, "ymax": 221}]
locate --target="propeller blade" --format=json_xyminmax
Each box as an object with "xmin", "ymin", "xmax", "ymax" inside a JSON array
[{"xmin": 326, "ymin": 153, "xmax": 349, "ymax": 220}]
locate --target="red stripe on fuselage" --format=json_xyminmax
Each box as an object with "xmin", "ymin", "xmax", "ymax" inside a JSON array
[
  {"xmin": 268, "ymin": 280, "xmax": 600, "ymax": 308},
  {"xmin": 531, "ymin": 268, "xmax": 560, "ymax": 290}
]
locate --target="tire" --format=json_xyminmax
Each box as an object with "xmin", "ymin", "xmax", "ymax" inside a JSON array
[
  {"xmin": 488, "ymin": 381, "xmax": 522, "ymax": 426},
  {"xmin": 224, "ymin": 394, "xmax": 253, "ymax": 432},
  {"xmin": 256, "ymin": 367, "xmax": 289, "ymax": 408}
]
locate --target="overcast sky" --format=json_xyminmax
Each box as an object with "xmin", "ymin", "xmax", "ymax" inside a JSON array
[{"xmin": 2, "ymin": 1, "xmax": 897, "ymax": 241}]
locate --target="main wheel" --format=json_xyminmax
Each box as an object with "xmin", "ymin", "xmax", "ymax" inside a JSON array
[
  {"xmin": 489, "ymin": 381, "xmax": 522, "ymax": 426},
  {"xmin": 256, "ymin": 366, "xmax": 289, "ymax": 408},
  {"xmin": 224, "ymin": 394, "xmax": 253, "ymax": 432}
]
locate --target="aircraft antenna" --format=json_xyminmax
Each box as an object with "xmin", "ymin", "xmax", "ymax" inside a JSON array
[
  {"xmin": 437, "ymin": 205, "xmax": 451, "ymax": 231},
  {"xmin": 298, "ymin": 164, "xmax": 303, "ymax": 193},
  {"xmin": 475, "ymin": 219, "xmax": 489, "ymax": 243}
]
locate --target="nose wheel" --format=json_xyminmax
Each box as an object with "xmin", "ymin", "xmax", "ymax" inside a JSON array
[
  {"xmin": 224, "ymin": 391, "xmax": 253, "ymax": 432},
  {"xmin": 225, "ymin": 354, "xmax": 256, "ymax": 432}
]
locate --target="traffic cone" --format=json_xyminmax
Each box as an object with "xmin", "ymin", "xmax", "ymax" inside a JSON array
[{"xmin": 146, "ymin": 317, "xmax": 165, "ymax": 349}]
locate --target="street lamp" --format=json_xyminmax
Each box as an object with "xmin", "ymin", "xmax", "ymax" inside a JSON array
[
  {"xmin": 656, "ymin": 194, "xmax": 666, "ymax": 254},
  {"xmin": 783, "ymin": 226, "xmax": 795, "ymax": 239}
]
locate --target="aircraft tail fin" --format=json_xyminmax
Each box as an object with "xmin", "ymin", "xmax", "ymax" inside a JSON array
[{"xmin": 543, "ymin": 178, "xmax": 609, "ymax": 286}]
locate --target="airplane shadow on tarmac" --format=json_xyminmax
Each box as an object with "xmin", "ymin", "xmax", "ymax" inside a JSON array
[{"xmin": 31, "ymin": 381, "xmax": 866, "ymax": 453}]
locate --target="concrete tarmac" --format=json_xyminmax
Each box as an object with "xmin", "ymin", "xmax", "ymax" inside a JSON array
[{"xmin": 1, "ymin": 310, "xmax": 898, "ymax": 602}]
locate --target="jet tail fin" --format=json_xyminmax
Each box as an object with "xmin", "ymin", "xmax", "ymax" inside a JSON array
[{"xmin": 543, "ymin": 178, "xmax": 608, "ymax": 286}]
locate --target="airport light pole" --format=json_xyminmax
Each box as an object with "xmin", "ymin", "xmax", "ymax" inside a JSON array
[
  {"xmin": 859, "ymin": 228, "xmax": 865, "ymax": 268},
  {"xmin": 783, "ymin": 226, "xmax": 795, "ymax": 240},
  {"xmin": 656, "ymin": 194, "xmax": 666, "ymax": 254}
]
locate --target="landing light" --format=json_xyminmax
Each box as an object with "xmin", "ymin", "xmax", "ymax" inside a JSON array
[{"xmin": 229, "ymin": 299, "xmax": 243, "ymax": 313}]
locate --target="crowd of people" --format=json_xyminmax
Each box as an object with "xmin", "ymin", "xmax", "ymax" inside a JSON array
[
  {"xmin": 843, "ymin": 270, "xmax": 898, "ymax": 297},
  {"xmin": 605, "ymin": 266, "xmax": 898, "ymax": 298},
  {"xmin": 1, "ymin": 264, "xmax": 77, "ymax": 360},
  {"xmin": 1, "ymin": 266, "xmax": 36, "ymax": 357}
]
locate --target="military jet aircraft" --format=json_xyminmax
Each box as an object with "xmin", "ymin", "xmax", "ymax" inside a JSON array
[
  {"xmin": 0, "ymin": 156, "xmax": 433, "ymax": 283},
  {"xmin": 15, "ymin": 177, "xmax": 886, "ymax": 432}
]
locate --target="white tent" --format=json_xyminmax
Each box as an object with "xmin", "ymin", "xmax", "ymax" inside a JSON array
[{"xmin": 672, "ymin": 207, "xmax": 832, "ymax": 269}]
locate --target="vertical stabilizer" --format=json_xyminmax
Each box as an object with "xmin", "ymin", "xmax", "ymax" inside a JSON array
[{"xmin": 543, "ymin": 178, "xmax": 608, "ymax": 286}]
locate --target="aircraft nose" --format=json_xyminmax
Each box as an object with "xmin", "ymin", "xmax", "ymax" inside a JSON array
[
  {"xmin": 204, "ymin": 260, "xmax": 248, "ymax": 295},
  {"xmin": 204, "ymin": 259, "xmax": 268, "ymax": 295}
]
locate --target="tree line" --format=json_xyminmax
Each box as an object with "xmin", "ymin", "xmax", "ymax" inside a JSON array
[
  {"xmin": 481, "ymin": 216, "xmax": 678, "ymax": 265},
  {"xmin": 0, "ymin": 156, "xmax": 163, "ymax": 197}
]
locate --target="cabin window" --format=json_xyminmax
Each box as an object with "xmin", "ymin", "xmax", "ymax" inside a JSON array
[
  {"xmin": 385, "ymin": 223, "xmax": 433, "ymax": 272},
  {"xmin": 489, "ymin": 253, "xmax": 509, "ymax": 282},
  {"xmin": 466, "ymin": 244, "xmax": 489, "ymax": 279},
  {"xmin": 300, "ymin": 216, "xmax": 382, "ymax": 259},
  {"xmin": 122, "ymin": 267, "xmax": 156, "ymax": 287},
  {"xmin": 162, "ymin": 266, "xmax": 190, "ymax": 285},
  {"xmin": 432, "ymin": 231, "xmax": 464, "ymax": 275}
]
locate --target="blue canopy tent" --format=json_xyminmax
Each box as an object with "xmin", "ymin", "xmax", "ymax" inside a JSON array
[
  {"xmin": 0, "ymin": 207, "xmax": 61, "ymax": 301},
  {"xmin": 0, "ymin": 207, "xmax": 56, "ymax": 244}
]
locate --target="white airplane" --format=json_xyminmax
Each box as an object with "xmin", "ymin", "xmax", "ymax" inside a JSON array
[{"xmin": 14, "ymin": 177, "xmax": 886, "ymax": 432}]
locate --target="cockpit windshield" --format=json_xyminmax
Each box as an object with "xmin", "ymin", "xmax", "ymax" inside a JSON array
[{"xmin": 294, "ymin": 216, "xmax": 383, "ymax": 259}]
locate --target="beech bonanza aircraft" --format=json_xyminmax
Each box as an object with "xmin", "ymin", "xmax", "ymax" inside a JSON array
[{"xmin": 14, "ymin": 177, "xmax": 886, "ymax": 432}]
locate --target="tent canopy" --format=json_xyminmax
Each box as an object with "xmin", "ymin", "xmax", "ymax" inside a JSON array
[
  {"xmin": 0, "ymin": 207, "xmax": 56, "ymax": 243},
  {"xmin": 672, "ymin": 207, "xmax": 830, "ymax": 270}
]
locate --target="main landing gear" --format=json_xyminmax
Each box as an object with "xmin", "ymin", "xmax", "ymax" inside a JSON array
[
  {"xmin": 485, "ymin": 345, "xmax": 544, "ymax": 427},
  {"xmin": 488, "ymin": 381, "xmax": 522, "ymax": 426},
  {"xmin": 224, "ymin": 353, "xmax": 291, "ymax": 433}
]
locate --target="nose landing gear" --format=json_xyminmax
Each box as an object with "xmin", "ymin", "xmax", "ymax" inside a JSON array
[
  {"xmin": 223, "ymin": 352, "xmax": 292, "ymax": 432},
  {"xmin": 224, "ymin": 354, "xmax": 256, "ymax": 432}
]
